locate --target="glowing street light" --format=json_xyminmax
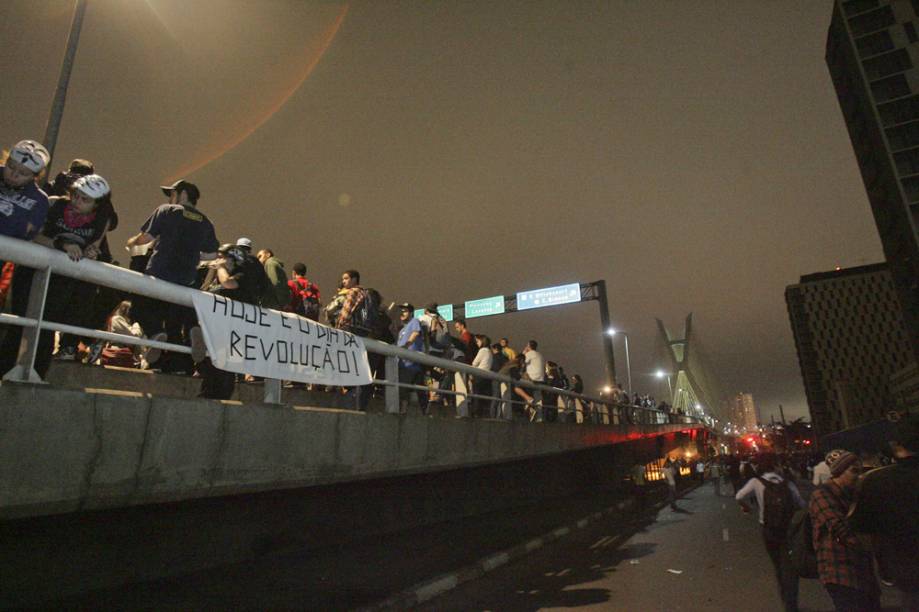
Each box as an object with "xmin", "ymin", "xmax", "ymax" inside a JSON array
[
  {"xmin": 655, "ymin": 369, "xmax": 673, "ymax": 399},
  {"xmin": 606, "ymin": 327, "xmax": 632, "ymax": 397}
]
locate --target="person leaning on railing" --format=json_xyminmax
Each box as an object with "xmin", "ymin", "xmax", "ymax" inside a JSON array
[
  {"xmin": 0, "ymin": 173, "xmax": 115, "ymax": 378},
  {"xmin": 195, "ymin": 243, "xmax": 263, "ymax": 400},
  {"xmin": 124, "ymin": 180, "xmax": 218, "ymax": 374},
  {"xmin": 0, "ymin": 140, "xmax": 51, "ymax": 248},
  {"xmin": 0, "ymin": 140, "xmax": 52, "ymax": 375}
]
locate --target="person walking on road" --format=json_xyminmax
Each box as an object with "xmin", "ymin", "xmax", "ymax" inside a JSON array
[
  {"xmin": 710, "ymin": 458, "xmax": 723, "ymax": 496},
  {"xmin": 735, "ymin": 454, "xmax": 806, "ymax": 612},
  {"xmin": 663, "ymin": 458, "xmax": 678, "ymax": 510},
  {"xmin": 631, "ymin": 462, "xmax": 648, "ymax": 511},
  {"xmin": 809, "ymin": 449, "xmax": 880, "ymax": 612}
]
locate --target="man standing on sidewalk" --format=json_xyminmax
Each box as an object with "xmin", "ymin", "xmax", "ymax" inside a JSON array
[
  {"xmin": 809, "ymin": 450, "xmax": 879, "ymax": 612},
  {"xmin": 736, "ymin": 454, "xmax": 806, "ymax": 612}
]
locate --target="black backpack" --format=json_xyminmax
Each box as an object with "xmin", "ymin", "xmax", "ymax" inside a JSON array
[
  {"xmin": 758, "ymin": 476, "xmax": 795, "ymax": 540},
  {"xmin": 785, "ymin": 508, "xmax": 818, "ymax": 579},
  {"xmin": 349, "ymin": 287, "xmax": 381, "ymax": 337}
]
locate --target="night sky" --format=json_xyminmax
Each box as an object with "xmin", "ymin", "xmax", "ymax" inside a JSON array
[{"xmin": 0, "ymin": 1, "xmax": 884, "ymax": 421}]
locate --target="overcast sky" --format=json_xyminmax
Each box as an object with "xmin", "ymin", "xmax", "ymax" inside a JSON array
[{"xmin": 0, "ymin": 1, "xmax": 884, "ymax": 422}]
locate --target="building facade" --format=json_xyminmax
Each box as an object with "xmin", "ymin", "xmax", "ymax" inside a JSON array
[
  {"xmin": 730, "ymin": 393, "xmax": 759, "ymax": 433},
  {"xmin": 786, "ymin": 263, "xmax": 916, "ymax": 436},
  {"xmin": 826, "ymin": 0, "xmax": 919, "ymax": 364}
]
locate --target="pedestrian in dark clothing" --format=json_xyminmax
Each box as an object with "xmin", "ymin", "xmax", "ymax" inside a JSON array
[
  {"xmin": 736, "ymin": 454, "xmax": 806, "ymax": 612},
  {"xmin": 850, "ymin": 415, "xmax": 919, "ymax": 611},
  {"xmin": 125, "ymin": 180, "xmax": 218, "ymax": 373},
  {"xmin": 196, "ymin": 244, "xmax": 261, "ymax": 399},
  {"xmin": 0, "ymin": 174, "xmax": 114, "ymax": 378}
]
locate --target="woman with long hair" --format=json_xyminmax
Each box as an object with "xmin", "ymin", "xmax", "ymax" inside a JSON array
[
  {"xmin": 96, "ymin": 300, "xmax": 143, "ymax": 367},
  {"xmin": 470, "ymin": 334, "xmax": 493, "ymax": 417}
]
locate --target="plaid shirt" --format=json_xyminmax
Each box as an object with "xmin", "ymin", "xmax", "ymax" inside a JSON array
[
  {"xmin": 336, "ymin": 286, "xmax": 364, "ymax": 330},
  {"xmin": 809, "ymin": 480, "xmax": 878, "ymax": 593}
]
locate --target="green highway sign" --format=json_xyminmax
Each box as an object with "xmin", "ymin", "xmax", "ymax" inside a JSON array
[{"xmin": 465, "ymin": 295, "xmax": 505, "ymax": 318}]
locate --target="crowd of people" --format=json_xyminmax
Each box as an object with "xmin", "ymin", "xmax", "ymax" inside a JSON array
[
  {"xmin": 626, "ymin": 418, "xmax": 917, "ymax": 612},
  {"xmin": 707, "ymin": 419, "xmax": 919, "ymax": 612},
  {"xmin": 0, "ymin": 139, "xmax": 652, "ymax": 415}
]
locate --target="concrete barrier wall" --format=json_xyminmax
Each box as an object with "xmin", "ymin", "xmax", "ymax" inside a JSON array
[{"xmin": 0, "ymin": 383, "xmax": 696, "ymax": 521}]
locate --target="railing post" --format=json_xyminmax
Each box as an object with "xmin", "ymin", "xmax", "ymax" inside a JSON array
[
  {"xmin": 384, "ymin": 355, "xmax": 400, "ymax": 414},
  {"xmin": 263, "ymin": 378, "xmax": 282, "ymax": 404},
  {"xmin": 3, "ymin": 267, "xmax": 51, "ymax": 383}
]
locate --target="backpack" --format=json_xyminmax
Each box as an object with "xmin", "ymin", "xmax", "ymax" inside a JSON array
[
  {"xmin": 291, "ymin": 278, "xmax": 320, "ymax": 320},
  {"xmin": 758, "ymin": 476, "xmax": 795, "ymax": 540},
  {"xmin": 349, "ymin": 287, "xmax": 381, "ymax": 337},
  {"xmin": 785, "ymin": 508, "xmax": 818, "ymax": 579},
  {"xmin": 241, "ymin": 254, "xmax": 278, "ymax": 309}
]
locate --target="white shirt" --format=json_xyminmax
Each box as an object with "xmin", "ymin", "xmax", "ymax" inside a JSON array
[
  {"xmin": 525, "ymin": 349, "xmax": 545, "ymax": 382},
  {"xmin": 471, "ymin": 346, "xmax": 492, "ymax": 371},
  {"xmin": 734, "ymin": 472, "xmax": 806, "ymax": 524},
  {"xmin": 812, "ymin": 461, "xmax": 831, "ymax": 486},
  {"xmin": 109, "ymin": 315, "xmax": 142, "ymax": 338}
]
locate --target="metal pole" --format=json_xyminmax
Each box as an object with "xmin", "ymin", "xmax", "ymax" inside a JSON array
[
  {"xmin": 263, "ymin": 379, "xmax": 282, "ymax": 404},
  {"xmin": 2, "ymin": 267, "xmax": 52, "ymax": 383},
  {"xmin": 43, "ymin": 0, "xmax": 88, "ymax": 162},
  {"xmin": 623, "ymin": 333, "xmax": 632, "ymax": 397},
  {"xmin": 384, "ymin": 355, "xmax": 400, "ymax": 414},
  {"xmin": 594, "ymin": 280, "xmax": 617, "ymax": 387}
]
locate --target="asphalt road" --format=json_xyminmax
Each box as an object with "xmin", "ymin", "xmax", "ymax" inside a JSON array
[
  {"xmin": 49, "ymin": 486, "xmax": 649, "ymax": 610},
  {"xmin": 416, "ymin": 481, "xmax": 900, "ymax": 611}
]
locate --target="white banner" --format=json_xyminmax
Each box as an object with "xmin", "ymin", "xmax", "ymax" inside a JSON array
[{"xmin": 191, "ymin": 292, "xmax": 372, "ymax": 386}]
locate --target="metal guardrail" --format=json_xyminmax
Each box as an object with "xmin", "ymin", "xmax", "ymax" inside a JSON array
[{"xmin": 0, "ymin": 235, "xmax": 704, "ymax": 426}]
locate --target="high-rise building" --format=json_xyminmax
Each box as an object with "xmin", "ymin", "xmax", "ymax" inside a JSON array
[
  {"xmin": 785, "ymin": 263, "xmax": 916, "ymax": 436},
  {"xmin": 826, "ymin": 0, "xmax": 919, "ymax": 364},
  {"xmin": 730, "ymin": 393, "xmax": 759, "ymax": 432}
]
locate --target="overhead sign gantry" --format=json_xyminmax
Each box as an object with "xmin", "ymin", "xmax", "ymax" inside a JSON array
[{"xmin": 413, "ymin": 280, "xmax": 617, "ymax": 387}]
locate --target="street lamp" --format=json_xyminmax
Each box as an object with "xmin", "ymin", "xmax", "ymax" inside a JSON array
[
  {"xmin": 44, "ymin": 0, "xmax": 89, "ymax": 162},
  {"xmin": 606, "ymin": 328, "xmax": 632, "ymax": 397},
  {"xmin": 655, "ymin": 369, "xmax": 673, "ymax": 400}
]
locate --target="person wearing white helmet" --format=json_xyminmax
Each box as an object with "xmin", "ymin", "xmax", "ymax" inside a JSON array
[
  {"xmin": 0, "ymin": 139, "xmax": 51, "ymax": 243},
  {"xmin": 0, "ymin": 173, "xmax": 117, "ymax": 375}
]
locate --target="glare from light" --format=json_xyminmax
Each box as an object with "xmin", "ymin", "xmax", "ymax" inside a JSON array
[
  {"xmin": 606, "ymin": 328, "xmax": 617, "ymax": 336},
  {"xmin": 655, "ymin": 370, "xmax": 666, "ymax": 379}
]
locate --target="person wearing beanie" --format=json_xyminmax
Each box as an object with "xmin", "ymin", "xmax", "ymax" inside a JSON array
[
  {"xmin": 809, "ymin": 449, "xmax": 879, "ymax": 611},
  {"xmin": 850, "ymin": 414, "xmax": 919, "ymax": 610}
]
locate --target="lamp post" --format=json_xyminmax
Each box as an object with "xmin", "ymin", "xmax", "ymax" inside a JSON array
[
  {"xmin": 655, "ymin": 369, "xmax": 673, "ymax": 402},
  {"xmin": 606, "ymin": 328, "xmax": 632, "ymax": 397},
  {"xmin": 43, "ymin": 0, "xmax": 88, "ymax": 162}
]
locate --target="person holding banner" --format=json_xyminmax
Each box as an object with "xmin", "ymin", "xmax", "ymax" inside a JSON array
[{"xmin": 196, "ymin": 243, "xmax": 262, "ymax": 399}]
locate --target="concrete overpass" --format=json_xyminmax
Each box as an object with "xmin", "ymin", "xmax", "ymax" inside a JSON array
[{"xmin": 0, "ymin": 362, "xmax": 707, "ymax": 606}]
